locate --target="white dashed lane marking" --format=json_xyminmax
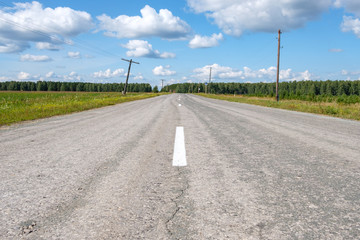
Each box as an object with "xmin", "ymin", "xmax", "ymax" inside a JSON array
[{"xmin": 172, "ymin": 126, "xmax": 187, "ymax": 167}]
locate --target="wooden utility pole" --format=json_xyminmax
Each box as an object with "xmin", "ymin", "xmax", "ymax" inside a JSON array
[
  {"xmin": 276, "ymin": 29, "xmax": 282, "ymax": 102},
  {"xmin": 208, "ymin": 67, "xmax": 212, "ymax": 94},
  {"xmin": 122, "ymin": 58, "xmax": 139, "ymax": 95},
  {"xmin": 161, "ymin": 79, "xmax": 165, "ymax": 90}
]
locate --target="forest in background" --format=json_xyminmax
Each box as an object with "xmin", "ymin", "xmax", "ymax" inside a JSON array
[
  {"xmin": 0, "ymin": 81, "xmax": 152, "ymax": 93},
  {"xmin": 163, "ymin": 80, "xmax": 360, "ymax": 103},
  {"xmin": 2, "ymin": 80, "xmax": 360, "ymax": 104}
]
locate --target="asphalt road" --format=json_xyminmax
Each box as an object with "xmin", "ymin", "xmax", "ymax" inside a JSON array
[{"xmin": 1, "ymin": 94, "xmax": 359, "ymax": 239}]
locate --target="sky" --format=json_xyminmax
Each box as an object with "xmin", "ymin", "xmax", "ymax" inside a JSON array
[{"xmin": 0, "ymin": 0, "xmax": 360, "ymax": 87}]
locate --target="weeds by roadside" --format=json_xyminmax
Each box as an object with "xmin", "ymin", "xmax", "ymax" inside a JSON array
[
  {"xmin": 197, "ymin": 93, "xmax": 360, "ymax": 121},
  {"xmin": 0, "ymin": 92, "xmax": 165, "ymax": 126}
]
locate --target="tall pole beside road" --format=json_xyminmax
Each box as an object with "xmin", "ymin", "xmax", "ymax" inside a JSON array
[
  {"xmin": 276, "ymin": 29, "xmax": 282, "ymax": 102},
  {"xmin": 122, "ymin": 58, "xmax": 139, "ymax": 95},
  {"xmin": 209, "ymin": 67, "xmax": 212, "ymax": 94}
]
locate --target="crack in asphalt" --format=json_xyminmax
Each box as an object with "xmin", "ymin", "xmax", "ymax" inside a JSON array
[
  {"xmin": 165, "ymin": 168, "xmax": 190, "ymax": 239},
  {"xmin": 19, "ymin": 107, "xmax": 162, "ymax": 238}
]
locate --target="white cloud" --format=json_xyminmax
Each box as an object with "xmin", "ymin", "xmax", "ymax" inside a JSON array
[
  {"xmin": 334, "ymin": 0, "xmax": 360, "ymax": 16},
  {"xmin": 45, "ymin": 71, "xmax": 63, "ymax": 79},
  {"xmin": 46, "ymin": 71, "xmax": 55, "ymax": 78},
  {"xmin": 20, "ymin": 54, "xmax": 52, "ymax": 62},
  {"xmin": 93, "ymin": 68, "xmax": 125, "ymax": 78},
  {"xmin": 341, "ymin": 69, "xmax": 360, "ymax": 80},
  {"xmin": 189, "ymin": 33, "xmax": 223, "ymax": 48},
  {"xmin": 63, "ymin": 71, "xmax": 82, "ymax": 81},
  {"xmin": 165, "ymin": 78, "xmax": 180, "ymax": 85},
  {"xmin": 297, "ymin": 70, "xmax": 312, "ymax": 81},
  {"xmin": 159, "ymin": 52, "xmax": 176, "ymax": 59},
  {"xmin": 69, "ymin": 71, "xmax": 77, "ymax": 77},
  {"xmin": 67, "ymin": 51, "xmax": 81, "ymax": 59},
  {"xmin": 0, "ymin": 38, "xmax": 29, "ymax": 53},
  {"xmin": 192, "ymin": 64, "xmax": 314, "ymax": 82},
  {"xmin": 152, "ymin": 65, "xmax": 176, "ymax": 76},
  {"xmin": 97, "ymin": 5, "xmax": 191, "ymax": 39},
  {"xmin": 193, "ymin": 64, "xmax": 242, "ymax": 80},
  {"xmin": 122, "ymin": 40, "xmax": 175, "ymax": 58},
  {"xmin": 134, "ymin": 73, "xmax": 144, "ymax": 80},
  {"xmin": 341, "ymin": 16, "xmax": 360, "ymax": 38},
  {"xmin": 17, "ymin": 71, "xmax": 31, "ymax": 80},
  {"xmin": 335, "ymin": 0, "xmax": 360, "ymax": 38},
  {"xmin": 4, "ymin": 71, "xmax": 89, "ymax": 82},
  {"xmin": 0, "ymin": 1, "xmax": 93, "ymax": 53},
  {"xmin": 279, "ymin": 68, "xmax": 292, "ymax": 80},
  {"xmin": 36, "ymin": 42, "xmax": 62, "ymax": 51},
  {"xmin": 187, "ymin": 0, "xmax": 331, "ymax": 36}
]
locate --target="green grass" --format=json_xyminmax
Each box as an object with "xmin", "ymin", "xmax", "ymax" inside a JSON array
[
  {"xmin": 0, "ymin": 91, "xmax": 165, "ymax": 126},
  {"xmin": 197, "ymin": 93, "xmax": 360, "ymax": 121}
]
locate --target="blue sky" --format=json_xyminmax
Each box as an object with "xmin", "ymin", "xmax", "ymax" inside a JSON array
[{"xmin": 0, "ymin": 0, "xmax": 360, "ymax": 87}]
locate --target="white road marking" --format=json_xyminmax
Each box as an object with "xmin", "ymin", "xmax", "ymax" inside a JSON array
[
  {"xmin": 172, "ymin": 126, "xmax": 187, "ymax": 167},
  {"xmin": 178, "ymin": 104, "xmax": 182, "ymax": 107}
]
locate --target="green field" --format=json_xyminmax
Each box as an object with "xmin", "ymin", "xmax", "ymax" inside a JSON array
[
  {"xmin": 0, "ymin": 91, "xmax": 164, "ymax": 126},
  {"xmin": 198, "ymin": 93, "xmax": 360, "ymax": 121}
]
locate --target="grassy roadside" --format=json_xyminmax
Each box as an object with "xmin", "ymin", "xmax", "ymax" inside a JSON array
[
  {"xmin": 0, "ymin": 91, "xmax": 165, "ymax": 126},
  {"xmin": 197, "ymin": 93, "xmax": 360, "ymax": 121}
]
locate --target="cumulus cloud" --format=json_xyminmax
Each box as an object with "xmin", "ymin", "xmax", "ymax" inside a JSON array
[
  {"xmin": 192, "ymin": 64, "xmax": 314, "ymax": 82},
  {"xmin": 152, "ymin": 65, "xmax": 176, "ymax": 76},
  {"xmin": 0, "ymin": 38, "xmax": 29, "ymax": 53},
  {"xmin": 187, "ymin": 0, "xmax": 331, "ymax": 36},
  {"xmin": 189, "ymin": 33, "xmax": 223, "ymax": 48},
  {"xmin": 46, "ymin": 71, "xmax": 55, "ymax": 78},
  {"xmin": 63, "ymin": 71, "xmax": 82, "ymax": 81},
  {"xmin": 134, "ymin": 73, "xmax": 144, "ymax": 80},
  {"xmin": 335, "ymin": 0, "xmax": 360, "ymax": 38},
  {"xmin": 3, "ymin": 71, "xmax": 89, "ymax": 82},
  {"xmin": 0, "ymin": 1, "xmax": 93, "ymax": 53},
  {"xmin": 97, "ymin": 5, "xmax": 191, "ymax": 39},
  {"xmin": 193, "ymin": 64, "xmax": 242, "ymax": 80},
  {"xmin": 122, "ymin": 40, "xmax": 175, "ymax": 58},
  {"xmin": 17, "ymin": 71, "xmax": 31, "ymax": 80},
  {"xmin": 341, "ymin": 16, "xmax": 360, "ymax": 37},
  {"xmin": 67, "ymin": 51, "xmax": 81, "ymax": 59},
  {"xmin": 20, "ymin": 54, "xmax": 52, "ymax": 62},
  {"xmin": 36, "ymin": 42, "xmax": 62, "ymax": 51},
  {"xmin": 341, "ymin": 69, "xmax": 360, "ymax": 80},
  {"xmin": 93, "ymin": 68, "xmax": 125, "ymax": 78},
  {"xmin": 334, "ymin": 0, "xmax": 360, "ymax": 15}
]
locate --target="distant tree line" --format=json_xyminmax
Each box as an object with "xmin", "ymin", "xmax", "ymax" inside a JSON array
[
  {"xmin": 163, "ymin": 80, "xmax": 360, "ymax": 103},
  {"xmin": 0, "ymin": 81, "xmax": 152, "ymax": 93}
]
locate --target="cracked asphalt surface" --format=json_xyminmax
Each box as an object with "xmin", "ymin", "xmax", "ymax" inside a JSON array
[{"xmin": 1, "ymin": 94, "xmax": 359, "ymax": 239}]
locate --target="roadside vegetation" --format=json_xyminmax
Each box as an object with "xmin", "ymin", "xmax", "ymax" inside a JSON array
[
  {"xmin": 166, "ymin": 80, "xmax": 360, "ymax": 121},
  {"xmin": 0, "ymin": 92, "xmax": 163, "ymax": 126},
  {"xmin": 197, "ymin": 94, "xmax": 360, "ymax": 121}
]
